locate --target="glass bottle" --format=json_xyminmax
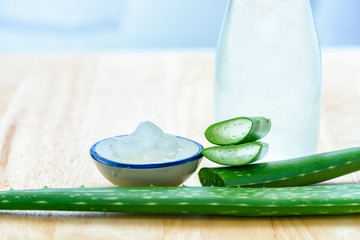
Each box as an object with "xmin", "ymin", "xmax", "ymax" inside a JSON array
[{"xmin": 215, "ymin": 0, "xmax": 322, "ymax": 161}]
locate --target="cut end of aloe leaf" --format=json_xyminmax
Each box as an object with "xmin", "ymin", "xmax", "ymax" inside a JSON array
[
  {"xmin": 198, "ymin": 168, "xmax": 226, "ymax": 187},
  {"xmin": 201, "ymin": 142, "xmax": 268, "ymax": 166},
  {"xmin": 204, "ymin": 117, "xmax": 271, "ymax": 145}
]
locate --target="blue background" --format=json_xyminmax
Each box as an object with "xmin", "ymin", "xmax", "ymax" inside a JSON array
[{"xmin": 0, "ymin": 0, "xmax": 359, "ymax": 53}]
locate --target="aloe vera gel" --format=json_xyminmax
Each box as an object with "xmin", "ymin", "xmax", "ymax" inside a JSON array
[
  {"xmin": 106, "ymin": 121, "xmax": 198, "ymax": 164},
  {"xmin": 204, "ymin": 117, "xmax": 271, "ymax": 145},
  {"xmin": 202, "ymin": 117, "xmax": 270, "ymax": 166},
  {"xmin": 201, "ymin": 141, "xmax": 269, "ymax": 166}
]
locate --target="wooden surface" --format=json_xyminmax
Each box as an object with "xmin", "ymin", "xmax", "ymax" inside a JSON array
[{"xmin": 0, "ymin": 49, "xmax": 360, "ymax": 239}]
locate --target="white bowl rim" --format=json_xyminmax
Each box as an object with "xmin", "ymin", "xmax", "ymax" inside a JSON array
[{"xmin": 90, "ymin": 135, "xmax": 204, "ymax": 169}]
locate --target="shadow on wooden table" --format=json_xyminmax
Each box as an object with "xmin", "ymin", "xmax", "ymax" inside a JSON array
[{"xmin": 1, "ymin": 210, "xmax": 360, "ymax": 223}]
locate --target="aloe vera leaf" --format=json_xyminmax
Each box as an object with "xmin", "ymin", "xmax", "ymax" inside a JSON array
[
  {"xmin": 201, "ymin": 141, "xmax": 269, "ymax": 166},
  {"xmin": 1, "ymin": 185, "xmax": 360, "ymax": 216},
  {"xmin": 204, "ymin": 117, "xmax": 271, "ymax": 146},
  {"xmin": 199, "ymin": 147, "xmax": 360, "ymax": 187}
]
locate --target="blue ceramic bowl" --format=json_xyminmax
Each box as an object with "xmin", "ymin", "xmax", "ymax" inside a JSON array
[{"xmin": 90, "ymin": 135, "xmax": 203, "ymax": 186}]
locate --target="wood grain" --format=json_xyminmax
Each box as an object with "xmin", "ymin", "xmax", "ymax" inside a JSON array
[{"xmin": 0, "ymin": 49, "xmax": 360, "ymax": 239}]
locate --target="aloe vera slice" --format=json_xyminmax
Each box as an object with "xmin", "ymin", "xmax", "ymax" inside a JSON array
[
  {"xmin": 204, "ymin": 117, "xmax": 271, "ymax": 145},
  {"xmin": 1, "ymin": 185, "xmax": 360, "ymax": 216},
  {"xmin": 199, "ymin": 147, "xmax": 360, "ymax": 187},
  {"xmin": 201, "ymin": 141, "xmax": 268, "ymax": 166}
]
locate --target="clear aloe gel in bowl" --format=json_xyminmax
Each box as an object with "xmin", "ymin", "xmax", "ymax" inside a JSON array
[
  {"xmin": 90, "ymin": 121, "xmax": 203, "ymax": 186},
  {"xmin": 108, "ymin": 121, "xmax": 196, "ymax": 164}
]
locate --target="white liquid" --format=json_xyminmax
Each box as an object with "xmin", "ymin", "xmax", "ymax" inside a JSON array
[{"xmin": 215, "ymin": 0, "xmax": 321, "ymax": 161}]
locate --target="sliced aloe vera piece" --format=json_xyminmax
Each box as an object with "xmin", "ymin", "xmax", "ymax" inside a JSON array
[
  {"xmin": 204, "ymin": 117, "xmax": 271, "ymax": 145},
  {"xmin": 198, "ymin": 147, "xmax": 360, "ymax": 187},
  {"xmin": 201, "ymin": 141, "xmax": 268, "ymax": 166}
]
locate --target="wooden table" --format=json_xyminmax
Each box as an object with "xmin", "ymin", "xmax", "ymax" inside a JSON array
[{"xmin": 1, "ymin": 49, "xmax": 360, "ymax": 239}]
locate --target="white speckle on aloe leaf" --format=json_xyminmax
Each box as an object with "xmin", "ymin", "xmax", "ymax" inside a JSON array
[
  {"xmin": 190, "ymin": 192, "xmax": 201, "ymax": 196},
  {"xmin": 185, "ymin": 195, "xmax": 196, "ymax": 198},
  {"xmin": 112, "ymin": 202, "xmax": 124, "ymax": 205},
  {"xmin": 142, "ymin": 196, "xmax": 153, "ymax": 199},
  {"xmin": 235, "ymin": 196, "xmax": 249, "ymax": 199},
  {"xmin": 267, "ymin": 205, "xmax": 278, "ymax": 207},
  {"xmin": 1, "ymin": 200, "xmax": 10, "ymax": 203},
  {"xmin": 342, "ymin": 194, "xmax": 355, "ymax": 199},
  {"xmin": 301, "ymin": 196, "xmax": 311, "ymax": 199},
  {"xmin": 146, "ymin": 202, "xmax": 157, "ymax": 205},
  {"xmin": 217, "ymin": 188, "xmax": 229, "ymax": 192},
  {"xmin": 294, "ymin": 204, "xmax": 308, "ymax": 207},
  {"xmin": 128, "ymin": 189, "xmax": 146, "ymax": 192},
  {"xmin": 34, "ymin": 201, "xmax": 47, "ymax": 204},
  {"xmin": 104, "ymin": 197, "xmax": 119, "ymax": 200},
  {"xmin": 247, "ymin": 189, "xmax": 257, "ymax": 193},
  {"xmin": 106, "ymin": 193, "xmax": 118, "ymax": 196},
  {"xmin": 73, "ymin": 202, "xmax": 87, "ymax": 205},
  {"xmin": 208, "ymin": 203, "xmax": 220, "ymax": 205}
]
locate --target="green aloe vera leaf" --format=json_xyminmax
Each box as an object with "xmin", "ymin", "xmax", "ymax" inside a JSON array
[
  {"xmin": 198, "ymin": 147, "xmax": 360, "ymax": 187},
  {"xmin": 204, "ymin": 117, "xmax": 271, "ymax": 146},
  {"xmin": 201, "ymin": 141, "xmax": 269, "ymax": 166},
  {"xmin": 1, "ymin": 185, "xmax": 360, "ymax": 216}
]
